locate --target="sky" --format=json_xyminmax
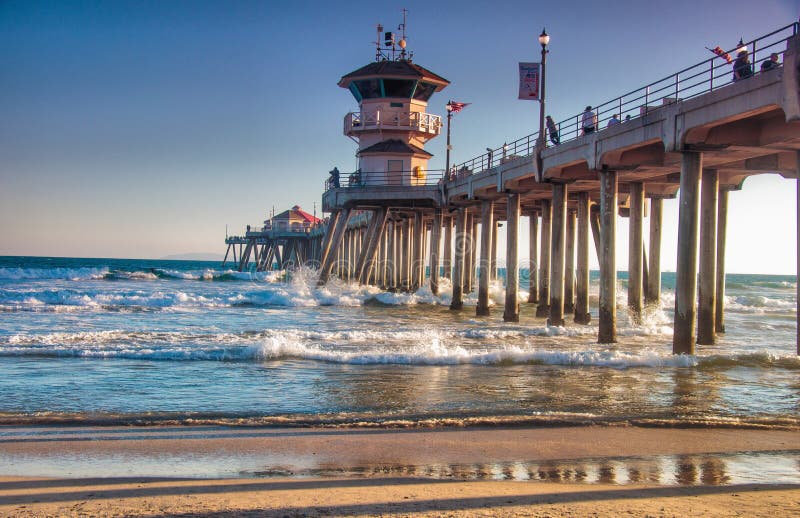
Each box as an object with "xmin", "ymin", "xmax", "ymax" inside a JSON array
[{"xmin": 0, "ymin": 0, "xmax": 798, "ymax": 273}]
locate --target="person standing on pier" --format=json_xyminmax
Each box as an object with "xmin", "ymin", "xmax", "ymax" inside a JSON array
[
  {"xmin": 733, "ymin": 50, "xmax": 753, "ymax": 81},
  {"xmin": 329, "ymin": 167, "xmax": 340, "ymax": 188},
  {"xmin": 607, "ymin": 114, "xmax": 621, "ymax": 127},
  {"xmin": 546, "ymin": 115, "xmax": 560, "ymax": 145},
  {"xmin": 581, "ymin": 106, "xmax": 597, "ymax": 135}
]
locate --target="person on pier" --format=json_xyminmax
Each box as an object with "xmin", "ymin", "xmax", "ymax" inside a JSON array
[
  {"xmin": 760, "ymin": 52, "xmax": 780, "ymax": 72},
  {"xmin": 732, "ymin": 50, "xmax": 753, "ymax": 81},
  {"xmin": 581, "ymin": 106, "xmax": 597, "ymax": 135},
  {"xmin": 329, "ymin": 167, "xmax": 340, "ymax": 188},
  {"xmin": 546, "ymin": 115, "xmax": 560, "ymax": 145},
  {"xmin": 607, "ymin": 114, "xmax": 621, "ymax": 127}
]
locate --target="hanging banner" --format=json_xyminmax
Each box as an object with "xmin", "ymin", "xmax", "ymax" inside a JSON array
[{"xmin": 518, "ymin": 62, "xmax": 540, "ymax": 101}]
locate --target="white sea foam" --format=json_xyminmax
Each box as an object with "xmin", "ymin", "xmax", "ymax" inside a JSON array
[
  {"xmin": 1, "ymin": 326, "xmax": 700, "ymax": 368},
  {"xmin": 0, "ymin": 267, "xmax": 109, "ymax": 281}
]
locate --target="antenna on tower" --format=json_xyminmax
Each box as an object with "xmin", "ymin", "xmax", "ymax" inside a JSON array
[
  {"xmin": 398, "ymin": 8, "xmax": 408, "ymax": 60},
  {"xmin": 375, "ymin": 23, "xmax": 383, "ymax": 61}
]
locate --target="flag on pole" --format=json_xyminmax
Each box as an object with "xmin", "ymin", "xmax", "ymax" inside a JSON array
[
  {"xmin": 518, "ymin": 62, "xmax": 540, "ymax": 100},
  {"xmin": 447, "ymin": 101, "xmax": 470, "ymax": 113},
  {"xmin": 708, "ymin": 46, "xmax": 732, "ymax": 64}
]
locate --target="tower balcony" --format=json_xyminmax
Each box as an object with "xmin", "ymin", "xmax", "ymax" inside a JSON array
[{"xmin": 344, "ymin": 111, "xmax": 442, "ymax": 138}]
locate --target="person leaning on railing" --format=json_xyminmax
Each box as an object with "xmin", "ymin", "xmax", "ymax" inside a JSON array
[{"xmin": 760, "ymin": 52, "xmax": 780, "ymax": 72}]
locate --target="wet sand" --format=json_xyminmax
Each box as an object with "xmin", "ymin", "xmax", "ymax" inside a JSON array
[{"xmin": 1, "ymin": 425, "xmax": 800, "ymax": 516}]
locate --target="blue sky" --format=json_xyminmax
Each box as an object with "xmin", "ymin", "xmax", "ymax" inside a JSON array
[{"xmin": 0, "ymin": 0, "xmax": 797, "ymax": 273}]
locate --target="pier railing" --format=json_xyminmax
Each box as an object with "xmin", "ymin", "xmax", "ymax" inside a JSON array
[
  {"xmin": 454, "ymin": 21, "xmax": 799, "ymax": 177},
  {"xmin": 344, "ymin": 111, "xmax": 442, "ymax": 136},
  {"xmin": 325, "ymin": 169, "xmax": 445, "ymax": 190}
]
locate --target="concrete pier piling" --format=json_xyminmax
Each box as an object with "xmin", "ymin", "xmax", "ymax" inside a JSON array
[
  {"xmin": 646, "ymin": 198, "xmax": 663, "ymax": 305},
  {"xmin": 599, "ymin": 167, "xmax": 617, "ymax": 344},
  {"xmin": 715, "ymin": 188, "xmax": 728, "ymax": 333},
  {"xmin": 442, "ymin": 216, "xmax": 452, "ymax": 280},
  {"xmin": 673, "ymin": 152, "xmax": 702, "ymax": 355},
  {"xmin": 412, "ymin": 211, "xmax": 424, "ymax": 291},
  {"xmin": 469, "ymin": 216, "xmax": 478, "ymax": 293},
  {"xmin": 528, "ymin": 212, "xmax": 539, "ymax": 304},
  {"xmin": 697, "ymin": 169, "xmax": 718, "ymax": 345},
  {"xmin": 490, "ymin": 220, "xmax": 499, "ymax": 281},
  {"xmin": 429, "ymin": 209, "xmax": 443, "ymax": 295},
  {"xmin": 548, "ymin": 183, "xmax": 567, "ymax": 327},
  {"xmin": 536, "ymin": 199, "xmax": 552, "ymax": 317},
  {"xmin": 477, "ymin": 200, "xmax": 494, "ymax": 317},
  {"xmin": 450, "ymin": 209, "xmax": 467, "ymax": 310},
  {"xmin": 575, "ymin": 192, "xmax": 591, "ymax": 324},
  {"xmin": 504, "ymin": 194, "xmax": 520, "ymax": 322},
  {"xmin": 564, "ymin": 208, "xmax": 576, "ymax": 314},
  {"xmin": 628, "ymin": 182, "xmax": 644, "ymax": 323}
]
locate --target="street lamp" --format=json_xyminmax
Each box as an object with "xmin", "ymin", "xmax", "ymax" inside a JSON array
[{"xmin": 537, "ymin": 28, "xmax": 550, "ymax": 148}]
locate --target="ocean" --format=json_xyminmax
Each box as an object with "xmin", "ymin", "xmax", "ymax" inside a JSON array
[{"xmin": 0, "ymin": 255, "xmax": 798, "ymax": 430}]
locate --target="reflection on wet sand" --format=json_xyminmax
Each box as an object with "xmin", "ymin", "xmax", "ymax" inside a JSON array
[{"xmin": 257, "ymin": 450, "xmax": 800, "ymax": 486}]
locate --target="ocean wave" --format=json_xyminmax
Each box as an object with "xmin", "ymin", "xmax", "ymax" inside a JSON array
[
  {"xmin": 1, "ymin": 327, "xmax": 699, "ymax": 368},
  {"xmin": 725, "ymin": 294, "xmax": 796, "ymax": 313},
  {"xmin": 0, "ymin": 267, "xmax": 109, "ymax": 281}
]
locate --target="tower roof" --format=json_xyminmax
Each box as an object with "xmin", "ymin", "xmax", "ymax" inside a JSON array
[
  {"xmin": 357, "ymin": 139, "xmax": 433, "ymax": 157},
  {"xmin": 271, "ymin": 206, "xmax": 322, "ymax": 224},
  {"xmin": 338, "ymin": 61, "xmax": 449, "ymax": 90}
]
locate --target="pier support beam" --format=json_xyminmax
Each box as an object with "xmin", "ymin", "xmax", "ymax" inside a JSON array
[
  {"xmin": 549, "ymin": 183, "xmax": 567, "ymax": 327},
  {"xmin": 477, "ymin": 201, "xmax": 494, "ymax": 316},
  {"xmin": 564, "ymin": 208, "xmax": 576, "ymax": 314},
  {"xmin": 716, "ymin": 188, "xmax": 729, "ymax": 333},
  {"xmin": 490, "ymin": 220, "xmax": 499, "ymax": 280},
  {"xmin": 400, "ymin": 219, "xmax": 410, "ymax": 291},
  {"xmin": 599, "ymin": 167, "xmax": 618, "ymax": 343},
  {"xmin": 429, "ymin": 209, "xmax": 443, "ymax": 295},
  {"xmin": 536, "ymin": 200, "xmax": 552, "ymax": 317},
  {"xmin": 412, "ymin": 211, "xmax": 424, "ymax": 291},
  {"xmin": 450, "ymin": 209, "xmax": 467, "ymax": 310},
  {"xmin": 468, "ymin": 216, "xmax": 478, "ymax": 293},
  {"xmin": 357, "ymin": 208, "xmax": 388, "ymax": 285},
  {"xmin": 575, "ymin": 192, "xmax": 591, "ymax": 324},
  {"xmin": 528, "ymin": 212, "xmax": 539, "ymax": 304},
  {"xmin": 697, "ymin": 169, "xmax": 718, "ymax": 345},
  {"xmin": 628, "ymin": 182, "xmax": 644, "ymax": 323},
  {"xmin": 442, "ymin": 216, "xmax": 452, "ymax": 280},
  {"xmin": 673, "ymin": 151, "xmax": 702, "ymax": 355},
  {"xmin": 317, "ymin": 209, "xmax": 351, "ymax": 286},
  {"xmin": 646, "ymin": 198, "xmax": 663, "ymax": 305},
  {"xmin": 504, "ymin": 193, "xmax": 520, "ymax": 322}
]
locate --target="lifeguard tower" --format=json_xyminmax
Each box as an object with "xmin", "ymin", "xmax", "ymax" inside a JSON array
[
  {"xmin": 318, "ymin": 14, "xmax": 452, "ymax": 290},
  {"xmin": 323, "ymin": 16, "xmax": 449, "ymax": 210}
]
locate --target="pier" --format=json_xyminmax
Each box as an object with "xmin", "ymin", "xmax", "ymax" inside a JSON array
[{"xmin": 232, "ymin": 21, "xmax": 800, "ymax": 355}]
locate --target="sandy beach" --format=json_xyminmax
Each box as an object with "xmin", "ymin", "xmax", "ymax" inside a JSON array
[{"xmin": 2, "ymin": 425, "xmax": 800, "ymax": 516}]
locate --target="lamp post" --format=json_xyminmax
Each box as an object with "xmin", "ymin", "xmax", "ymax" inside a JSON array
[
  {"xmin": 445, "ymin": 102, "xmax": 453, "ymax": 179},
  {"xmin": 537, "ymin": 28, "xmax": 550, "ymax": 147}
]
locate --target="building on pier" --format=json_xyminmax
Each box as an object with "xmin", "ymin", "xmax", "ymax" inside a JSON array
[{"xmin": 222, "ymin": 205, "xmax": 325, "ymax": 273}]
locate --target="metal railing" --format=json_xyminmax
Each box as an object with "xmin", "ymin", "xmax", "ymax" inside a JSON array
[
  {"xmin": 344, "ymin": 110, "xmax": 442, "ymax": 135},
  {"xmin": 454, "ymin": 21, "xmax": 799, "ymax": 178},
  {"xmin": 325, "ymin": 169, "xmax": 445, "ymax": 190}
]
